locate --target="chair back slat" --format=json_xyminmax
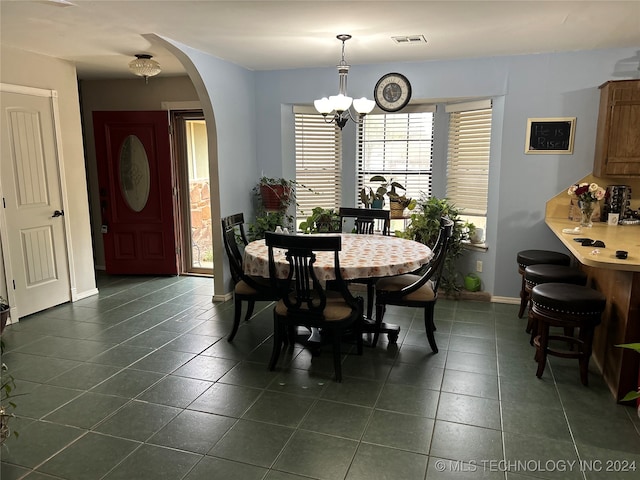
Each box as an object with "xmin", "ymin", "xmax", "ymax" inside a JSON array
[
  {"xmin": 338, "ymin": 207, "xmax": 390, "ymax": 235},
  {"xmin": 221, "ymin": 213, "xmax": 268, "ymax": 291},
  {"xmin": 396, "ymin": 217, "xmax": 454, "ymax": 297},
  {"xmin": 221, "ymin": 213, "xmax": 247, "ymax": 284},
  {"xmin": 266, "ymin": 233, "xmax": 349, "ymax": 319}
]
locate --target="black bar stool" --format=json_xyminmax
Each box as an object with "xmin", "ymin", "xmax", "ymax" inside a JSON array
[
  {"xmin": 530, "ymin": 283, "xmax": 605, "ymax": 386},
  {"xmin": 524, "ymin": 264, "xmax": 587, "ymax": 344},
  {"xmin": 516, "ymin": 250, "xmax": 571, "ymax": 318}
]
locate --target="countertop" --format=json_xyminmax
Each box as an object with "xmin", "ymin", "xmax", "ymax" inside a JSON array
[
  {"xmin": 545, "ymin": 218, "xmax": 640, "ymax": 272},
  {"xmin": 545, "ymin": 173, "xmax": 640, "ymax": 272}
]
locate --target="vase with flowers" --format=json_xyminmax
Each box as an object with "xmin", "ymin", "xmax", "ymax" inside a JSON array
[{"xmin": 567, "ymin": 182, "xmax": 606, "ymax": 227}]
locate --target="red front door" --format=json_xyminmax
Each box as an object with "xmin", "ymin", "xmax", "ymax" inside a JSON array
[{"xmin": 93, "ymin": 111, "xmax": 178, "ymax": 275}]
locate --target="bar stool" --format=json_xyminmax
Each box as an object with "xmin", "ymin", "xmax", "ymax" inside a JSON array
[
  {"xmin": 524, "ymin": 264, "xmax": 588, "ymax": 344},
  {"xmin": 516, "ymin": 250, "xmax": 571, "ymax": 318},
  {"xmin": 530, "ymin": 283, "xmax": 605, "ymax": 386}
]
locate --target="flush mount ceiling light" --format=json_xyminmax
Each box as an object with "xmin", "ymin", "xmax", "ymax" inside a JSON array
[
  {"xmin": 314, "ymin": 34, "xmax": 375, "ymax": 130},
  {"xmin": 128, "ymin": 54, "xmax": 161, "ymax": 83}
]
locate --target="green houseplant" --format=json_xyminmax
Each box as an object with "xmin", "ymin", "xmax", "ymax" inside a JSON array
[
  {"xmin": 256, "ymin": 177, "xmax": 296, "ymax": 211},
  {"xmin": 248, "ymin": 178, "xmax": 297, "ymax": 240},
  {"xmin": 396, "ymin": 195, "xmax": 467, "ymax": 295},
  {"xmin": 299, "ymin": 207, "xmax": 341, "ymax": 233},
  {"xmin": 0, "ymin": 296, "xmax": 8, "ymax": 334},
  {"xmin": 369, "ymin": 176, "xmax": 415, "ymax": 217},
  {"xmin": 615, "ymin": 343, "xmax": 640, "ymax": 416},
  {"xmin": 1, "ymin": 311, "xmax": 19, "ymax": 445}
]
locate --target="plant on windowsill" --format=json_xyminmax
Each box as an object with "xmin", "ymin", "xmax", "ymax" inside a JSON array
[
  {"xmin": 396, "ymin": 195, "xmax": 467, "ymax": 296},
  {"xmin": 299, "ymin": 207, "xmax": 341, "ymax": 233},
  {"xmin": 369, "ymin": 176, "xmax": 415, "ymax": 217}
]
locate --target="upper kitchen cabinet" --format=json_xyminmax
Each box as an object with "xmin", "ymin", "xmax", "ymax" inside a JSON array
[{"xmin": 594, "ymin": 79, "xmax": 640, "ymax": 177}]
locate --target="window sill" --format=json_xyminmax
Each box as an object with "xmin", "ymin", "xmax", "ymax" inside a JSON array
[{"xmin": 462, "ymin": 241, "xmax": 489, "ymax": 252}]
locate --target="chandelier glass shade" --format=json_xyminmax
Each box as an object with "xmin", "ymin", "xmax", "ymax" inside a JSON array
[
  {"xmin": 128, "ymin": 54, "xmax": 161, "ymax": 83},
  {"xmin": 314, "ymin": 35, "xmax": 375, "ymax": 129}
]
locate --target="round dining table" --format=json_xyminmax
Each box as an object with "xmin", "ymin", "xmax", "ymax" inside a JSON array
[
  {"xmin": 243, "ymin": 233, "xmax": 433, "ymax": 344},
  {"xmin": 243, "ymin": 233, "xmax": 433, "ymax": 281}
]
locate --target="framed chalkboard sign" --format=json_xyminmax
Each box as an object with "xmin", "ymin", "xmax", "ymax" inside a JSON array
[{"xmin": 525, "ymin": 117, "xmax": 576, "ymax": 154}]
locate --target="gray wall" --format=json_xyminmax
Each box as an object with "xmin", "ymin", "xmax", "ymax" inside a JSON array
[
  {"xmin": 79, "ymin": 76, "xmax": 200, "ymax": 269},
  {"xmin": 251, "ymin": 47, "xmax": 640, "ymax": 299},
  {"xmin": 0, "ymin": 45, "xmax": 97, "ymax": 303}
]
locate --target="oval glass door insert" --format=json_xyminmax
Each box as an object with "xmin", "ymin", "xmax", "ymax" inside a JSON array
[{"xmin": 119, "ymin": 135, "xmax": 150, "ymax": 212}]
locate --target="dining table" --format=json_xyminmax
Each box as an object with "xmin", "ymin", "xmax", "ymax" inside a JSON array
[{"xmin": 243, "ymin": 233, "xmax": 434, "ymax": 344}]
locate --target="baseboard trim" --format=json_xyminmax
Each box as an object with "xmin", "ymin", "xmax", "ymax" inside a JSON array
[
  {"xmin": 491, "ymin": 296, "xmax": 520, "ymax": 304},
  {"xmin": 213, "ymin": 293, "xmax": 233, "ymax": 302}
]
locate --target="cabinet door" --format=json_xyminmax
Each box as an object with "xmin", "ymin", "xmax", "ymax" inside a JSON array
[{"xmin": 594, "ymin": 80, "xmax": 640, "ymax": 176}]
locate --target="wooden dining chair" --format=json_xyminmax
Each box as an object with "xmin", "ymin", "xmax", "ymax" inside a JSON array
[
  {"xmin": 338, "ymin": 207, "xmax": 391, "ymax": 320},
  {"xmin": 373, "ymin": 217, "xmax": 454, "ymax": 350},
  {"xmin": 338, "ymin": 207, "xmax": 390, "ymax": 235},
  {"xmin": 221, "ymin": 213, "xmax": 278, "ymax": 342},
  {"xmin": 265, "ymin": 232, "xmax": 364, "ymax": 382}
]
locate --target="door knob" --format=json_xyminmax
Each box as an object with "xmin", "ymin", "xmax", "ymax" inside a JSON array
[{"xmin": 51, "ymin": 210, "xmax": 64, "ymax": 218}]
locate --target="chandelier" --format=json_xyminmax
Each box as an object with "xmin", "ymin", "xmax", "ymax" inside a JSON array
[
  {"xmin": 314, "ymin": 34, "xmax": 375, "ymax": 129},
  {"xmin": 128, "ymin": 54, "xmax": 161, "ymax": 83}
]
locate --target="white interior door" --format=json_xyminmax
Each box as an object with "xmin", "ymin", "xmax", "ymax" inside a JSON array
[{"xmin": 0, "ymin": 84, "xmax": 71, "ymax": 318}]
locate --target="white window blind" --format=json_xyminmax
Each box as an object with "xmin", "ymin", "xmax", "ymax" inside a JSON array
[
  {"xmin": 357, "ymin": 107, "xmax": 435, "ymax": 207},
  {"xmin": 294, "ymin": 106, "xmax": 341, "ymax": 219},
  {"xmin": 446, "ymin": 100, "xmax": 492, "ymax": 217}
]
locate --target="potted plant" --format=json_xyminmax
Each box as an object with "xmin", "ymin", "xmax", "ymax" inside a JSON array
[
  {"xmin": 0, "ymin": 296, "xmax": 9, "ymax": 334},
  {"xmin": 248, "ymin": 178, "xmax": 297, "ymax": 240},
  {"xmin": 369, "ymin": 176, "xmax": 415, "ymax": 217},
  {"xmin": 299, "ymin": 207, "xmax": 341, "ymax": 233},
  {"xmin": 1, "ymin": 335, "xmax": 18, "ymax": 446},
  {"xmin": 255, "ymin": 177, "xmax": 296, "ymax": 211},
  {"xmin": 396, "ymin": 195, "xmax": 468, "ymax": 295},
  {"xmin": 359, "ymin": 187, "xmax": 376, "ymax": 209},
  {"xmin": 616, "ymin": 343, "xmax": 640, "ymax": 417}
]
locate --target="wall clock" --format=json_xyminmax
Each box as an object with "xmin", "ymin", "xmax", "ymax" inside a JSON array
[{"xmin": 374, "ymin": 73, "xmax": 412, "ymax": 112}]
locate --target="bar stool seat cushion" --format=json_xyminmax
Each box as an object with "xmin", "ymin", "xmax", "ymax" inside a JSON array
[
  {"xmin": 525, "ymin": 265, "xmax": 587, "ymax": 288},
  {"xmin": 531, "ymin": 283, "xmax": 606, "ymax": 321},
  {"xmin": 517, "ymin": 250, "xmax": 571, "ymax": 271}
]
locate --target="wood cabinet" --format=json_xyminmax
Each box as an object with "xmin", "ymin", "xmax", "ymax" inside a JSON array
[{"xmin": 593, "ymin": 79, "xmax": 640, "ymax": 177}]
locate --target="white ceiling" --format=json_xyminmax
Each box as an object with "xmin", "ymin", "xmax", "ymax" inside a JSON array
[{"xmin": 2, "ymin": 0, "xmax": 640, "ymax": 80}]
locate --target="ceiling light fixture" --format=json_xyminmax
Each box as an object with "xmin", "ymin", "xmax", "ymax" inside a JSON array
[
  {"xmin": 128, "ymin": 54, "xmax": 161, "ymax": 83},
  {"xmin": 314, "ymin": 34, "xmax": 375, "ymax": 130}
]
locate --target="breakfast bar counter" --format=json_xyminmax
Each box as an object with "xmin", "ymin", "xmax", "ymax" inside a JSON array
[{"xmin": 545, "ymin": 176, "xmax": 640, "ymax": 402}]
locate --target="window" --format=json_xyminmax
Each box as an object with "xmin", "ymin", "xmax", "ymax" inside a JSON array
[
  {"xmin": 446, "ymin": 100, "xmax": 492, "ymax": 234},
  {"xmin": 294, "ymin": 106, "xmax": 341, "ymax": 223},
  {"xmin": 357, "ymin": 107, "xmax": 435, "ymax": 222}
]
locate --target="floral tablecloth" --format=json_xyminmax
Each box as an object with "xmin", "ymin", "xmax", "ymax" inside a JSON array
[{"xmin": 243, "ymin": 233, "xmax": 433, "ymax": 281}]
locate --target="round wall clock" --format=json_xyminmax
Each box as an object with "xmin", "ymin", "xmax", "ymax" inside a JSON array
[{"xmin": 374, "ymin": 73, "xmax": 412, "ymax": 112}]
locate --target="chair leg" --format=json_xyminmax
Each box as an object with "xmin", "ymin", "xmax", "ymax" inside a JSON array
[
  {"xmin": 527, "ymin": 311, "xmax": 537, "ymax": 346},
  {"xmin": 245, "ymin": 300, "xmax": 256, "ymax": 322},
  {"xmin": 366, "ymin": 282, "xmax": 374, "ymax": 320},
  {"xmin": 227, "ymin": 296, "xmax": 243, "ymax": 342},
  {"xmin": 424, "ymin": 305, "xmax": 438, "ymax": 353},
  {"xmin": 371, "ymin": 302, "xmax": 385, "ymax": 348},
  {"xmin": 356, "ymin": 317, "xmax": 364, "ymax": 356},
  {"xmin": 331, "ymin": 331, "xmax": 343, "ymax": 382},
  {"xmin": 535, "ymin": 321, "xmax": 549, "ymax": 379},
  {"xmin": 269, "ymin": 315, "xmax": 283, "ymax": 371},
  {"xmin": 518, "ymin": 274, "xmax": 528, "ymax": 318},
  {"xmin": 578, "ymin": 326, "xmax": 594, "ymax": 386}
]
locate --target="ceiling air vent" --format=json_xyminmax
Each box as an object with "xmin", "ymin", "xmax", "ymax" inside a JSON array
[{"xmin": 391, "ymin": 35, "xmax": 427, "ymax": 45}]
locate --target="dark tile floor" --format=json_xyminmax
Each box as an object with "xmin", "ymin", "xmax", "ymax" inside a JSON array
[{"xmin": 1, "ymin": 273, "xmax": 638, "ymax": 480}]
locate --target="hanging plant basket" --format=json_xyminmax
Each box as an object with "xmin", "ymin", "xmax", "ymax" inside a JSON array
[{"xmin": 260, "ymin": 184, "xmax": 291, "ymax": 211}]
